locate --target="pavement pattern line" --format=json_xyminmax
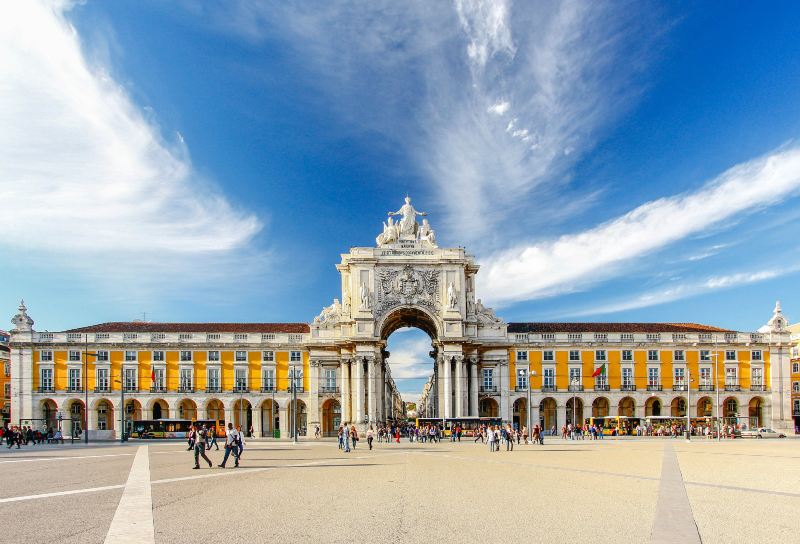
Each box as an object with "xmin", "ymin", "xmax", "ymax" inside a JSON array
[
  {"xmin": 103, "ymin": 445, "xmax": 155, "ymax": 544},
  {"xmin": 0, "ymin": 484, "xmax": 125, "ymax": 504},
  {"xmin": 650, "ymin": 444, "xmax": 701, "ymax": 544},
  {"xmin": 0, "ymin": 453, "xmax": 134, "ymax": 464}
]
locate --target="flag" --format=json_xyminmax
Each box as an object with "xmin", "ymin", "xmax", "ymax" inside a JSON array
[
  {"xmin": 151, "ymin": 369, "xmax": 156, "ymax": 382},
  {"xmin": 592, "ymin": 363, "xmax": 606, "ymax": 378}
]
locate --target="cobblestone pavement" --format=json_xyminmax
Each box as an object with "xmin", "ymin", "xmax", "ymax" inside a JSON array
[{"xmin": 0, "ymin": 437, "xmax": 798, "ymax": 544}]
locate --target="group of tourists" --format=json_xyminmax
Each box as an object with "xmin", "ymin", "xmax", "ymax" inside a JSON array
[
  {"xmin": 2, "ymin": 424, "xmax": 64, "ymax": 447},
  {"xmin": 560, "ymin": 423, "xmax": 606, "ymax": 440},
  {"xmin": 187, "ymin": 422, "xmax": 244, "ymax": 469}
]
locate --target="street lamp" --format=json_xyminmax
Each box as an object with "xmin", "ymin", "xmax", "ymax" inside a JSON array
[
  {"xmin": 570, "ymin": 377, "xmax": 580, "ymax": 426},
  {"xmin": 291, "ymin": 363, "xmax": 298, "ymax": 444},
  {"xmin": 518, "ymin": 369, "xmax": 536, "ymax": 435},
  {"xmin": 685, "ymin": 370, "xmax": 694, "ymax": 441},
  {"xmin": 114, "ymin": 377, "xmax": 127, "ymax": 443}
]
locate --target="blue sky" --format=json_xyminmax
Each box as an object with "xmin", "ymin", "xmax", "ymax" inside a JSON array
[{"xmin": 3, "ymin": 1, "xmax": 800, "ymax": 400}]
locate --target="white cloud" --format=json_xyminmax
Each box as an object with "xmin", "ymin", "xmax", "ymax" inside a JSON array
[
  {"xmin": 386, "ymin": 331, "xmax": 434, "ymax": 380},
  {"xmin": 479, "ymin": 145, "xmax": 800, "ymax": 305},
  {"xmin": 705, "ymin": 271, "xmax": 779, "ymax": 290},
  {"xmin": 487, "ymin": 100, "xmax": 510, "ymax": 115},
  {"xmin": 0, "ymin": 3, "xmax": 262, "ymax": 269},
  {"xmin": 454, "ymin": 0, "xmax": 516, "ymax": 69}
]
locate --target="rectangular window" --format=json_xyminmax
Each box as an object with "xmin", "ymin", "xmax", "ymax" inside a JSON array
[
  {"xmin": 288, "ymin": 367, "xmax": 303, "ymax": 389},
  {"xmin": 290, "ymin": 351, "xmax": 302, "ymax": 362},
  {"xmin": 208, "ymin": 351, "xmax": 220, "ymax": 362},
  {"xmin": 69, "ymin": 350, "xmax": 81, "ymax": 362},
  {"xmin": 516, "ymin": 350, "xmax": 528, "ymax": 361},
  {"xmin": 795, "ymin": 400, "xmax": 800, "ymax": 415},
  {"xmin": 674, "ymin": 367, "xmax": 685, "ymax": 385},
  {"xmin": 794, "ymin": 382, "xmax": 800, "ymax": 393},
  {"xmin": 3, "ymin": 362, "xmax": 9, "ymax": 377},
  {"xmin": 69, "ymin": 368, "xmax": 81, "ymax": 390},
  {"xmin": 647, "ymin": 350, "xmax": 659, "ymax": 361},
  {"xmin": 726, "ymin": 350, "xmax": 736, "ymax": 361},
  {"xmin": 751, "ymin": 350, "xmax": 762, "ymax": 361},
  {"xmin": 569, "ymin": 367, "xmax": 581, "ymax": 383},
  {"xmin": 794, "ymin": 363, "xmax": 800, "ymax": 374},
  {"xmin": 622, "ymin": 350, "xmax": 633, "ymax": 361},
  {"xmin": 124, "ymin": 351, "xmax": 137, "ymax": 362},
  {"xmin": 262, "ymin": 351, "xmax": 274, "ymax": 362},
  {"xmin": 152, "ymin": 367, "xmax": 164, "ymax": 390},
  {"xmin": 96, "ymin": 350, "xmax": 109, "ymax": 362},
  {"xmin": 569, "ymin": 350, "xmax": 580, "ymax": 361},
  {"xmin": 700, "ymin": 350, "xmax": 711, "ymax": 361},
  {"xmin": 207, "ymin": 368, "xmax": 220, "ymax": 390},
  {"xmin": 40, "ymin": 368, "xmax": 53, "ymax": 390},
  {"xmin": 542, "ymin": 350, "xmax": 554, "ymax": 361},
  {"xmin": 622, "ymin": 367, "xmax": 633, "ymax": 386},
  {"xmin": 595, "ymin": 350, "xmax": 607, "ymax": 361},
  {"xmin": 96, "ymin": 368, "xmax": 109, "ymax": 390},
  {"xmin": 4, "ymin": 383, "xmax": 9, "ymax": 398},
  {"xmin": 152, "ymin": 351, "xmax": 165, "ymax": 362},
  {"xmin": 595, "ymin": 368, "xmax": 607, "ymax": 387},
  {"xmin": 482, "ymin": 368, "xmax": 494, "ymax": 388},
  {"xmin": 752, "ymin": 367, "xmax": 763, "ymax": 386},
  {"xmin": 235, "ymin": 367, "xmax": 248, "ymax": 390},
  {"xmin": 725, "ymin": 367, "xmax": 738, "ymax": 385},
  {"xmin": 178, "ymin": 368, "xmax": 191, "ymax": 390},
  {"xmin": 261, "ymin": 368, "xmax": 275, "ymax": 390},
  {"xmin": 543, "ymin": 367, "xmax": 555, "ymax": 388},
  {"xmin": 124, "ymin": 368, "xmax": 137, "ymax": 391},
  {"xmin": 516, "ymin": 369, "xmax": 528, "ymax": 389},
  {"xmin": 179, "ymin": 351, "xmax": 192, "ymax": 362},
  {"xmin": 324, "ymin": 368, "xmax": 337, "ymax": 389},
  {"xmin": 40, "ymin": 350, "xmax": 53, "ymax": 362},
  {"xmin": 235, "ymin": 351, "xmax": 247, "ymax": 362},
  {"xmin": 700, "ymin": 367, "xmax": 711, "ymax": 385},
  {"xmin": 647, "ymin": 367, "xmax": 660, "ymax": 386},
  {"xmin": 673, "ymin": 350, "xmax": 685, "ymax": 361}
]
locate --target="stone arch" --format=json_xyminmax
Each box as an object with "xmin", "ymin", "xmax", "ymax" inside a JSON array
[
  {"xmin": 204, "ymin": 398, "xmax": 225, "ymax": 422},
  {"xmin": 479, "ymin": 397, "xmax": 499, "ymax": 417},
  {"xmin": 40, "ymin": 398, "xmax": 58, "ymax": 431},
  {"xmin": 63, "ymin": 398, "xmax": 86, "ymax": 438},
  {"xmin": 539, "ymin": 397, "xmax": 557, "ymax": 430},
  {"xmin": 748, "ymin": 397, "xmax": 764, "ymax": 428},
  {"xmin": 321, "ymin": 398, "xmax": 341, "ymax": 437},
  {"xmin": 592, "ymin": 397, "xmax": 609, "ymax": 418},
  {"xmin": 618, "ymin": 397, "xmax": 635, "ymax": 418},
  {"xmin": 645, "ymin": 396, "xmax": 663, "ymax": 417},
  {"xmin": 377, "ymin": 305, "xmax": 441, "ymax": 341},
  {"xmin": 288, "ymin": 399, "xmax": 307, "ymax": 437},
  {"xmin": 260, "ymin": 399, "xmax": 279, "ymax": 437},
  {"xmin": 92, "ymin": 398, "xmax": 115, "ymax": 432},
  {"xmin": 232, "ymin": 398, "xmax": 253, "ymax": 432},
  {"xmin": 696, "ymin": 396, "xmax": 713, "ymax": 418},
  {"xmin": 512, "ymin": 397, "xmax": 527, "ymax": 429},
  {"xmin": 670, "ymin": 396, "xmax": 687, "ymax": 417},
  {"xmin": 566, "ymin": 397, "xmax": 584, "ymax": 424},
  {"xmin": 177, "ymin": 398, "xmax": 198, "ymax": 421},
  {"xmin": 723, "ymin": 397, "xmax": 739, "ymax": 423},
  {"xmin": 148, "ymin": 398, "xmax": 169, "ymax": 420},
  {"xmin": 124, "ymin": 399, "xmax": 143, "ymax": 422}
]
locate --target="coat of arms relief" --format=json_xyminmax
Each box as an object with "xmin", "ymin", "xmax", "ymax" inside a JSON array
[{"xmin": 374, "ymin": 265, "xmax": 440, "ymax": 316}]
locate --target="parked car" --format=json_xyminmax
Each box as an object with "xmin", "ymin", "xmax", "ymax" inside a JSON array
[{"xmin": 741, "ymin": 427, "xmax": 786, "ymax": 439}]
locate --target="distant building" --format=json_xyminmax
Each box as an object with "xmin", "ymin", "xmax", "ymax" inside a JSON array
[{"xmin": 0, "ymin": 328, "xmax": 10, "ymax": 424}]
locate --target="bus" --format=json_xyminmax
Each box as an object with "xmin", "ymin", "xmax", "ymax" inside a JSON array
[
  {"xmin": 584, "ymin": 416, "xmax": 641, "ymax": 436},
  {"xmin": 130, "ymin": 418, "xmax": 225, "ymax": 439},
  {"xmin": 415, "ymin": 417, "xmax": 502, "ymax": 437}
]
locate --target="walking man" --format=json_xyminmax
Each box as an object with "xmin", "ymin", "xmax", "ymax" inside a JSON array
[
  {"xmin": 218, "ymin": 422, "xmax": 240, "ymax": 468},
  {"xmin": 193, "ymin": 424, "xmax": 213, "ymax": 469}
]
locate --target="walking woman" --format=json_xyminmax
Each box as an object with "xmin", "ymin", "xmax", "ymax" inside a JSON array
[{"xmin": 367, "ymin": 425, "xmax": 374, "ymax": 450}]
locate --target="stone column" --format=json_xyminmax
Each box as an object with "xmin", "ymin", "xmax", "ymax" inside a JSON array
[
  {"xmin": 308, "ymin": 361, "xmax": 320, "ymax": 434},
  {"xmin": 251, "ymin": 405, "xmax": 262, "ymax": 438},
  {"xmin": 341, "ymin": 360, "xmax": 351, "ymax": 424},
  {"xmin": 499, "ymin": 361, "xmax": 510, "ymax": 422},
  {"xmin": 354, "ymin": 358, "xmax": 365, "ymax": 425},
  {"xmin": 556, "ymin": 404, "xmax": 567, "ymax": 433},
  {"xmin": 367, "ymin": 357, "xmax": 376, "ymax": 424},
  {"xmin": 530, "ymin": 402, "xmax": 540, "ymax": 431},
  {"xmin": 224, "ymin": 408, "xmax": 234, "ymax": 432},
  {"xmin": 443, "ymin": 356, "xmax": 453, "ymax": 418},
  {"xmin": 278, "ymin": 404, "xmax": 289, "ymax": 439},
  {"xmin": 454, "ymin": 356, "xmax": 464, "ymax": 417},
  {"xmin": 469, "ymin": 359, "xmax": 479, "ymax": 416},
  {"xmin": 436, "ymin": 357, "xmax": 444, "ymax": 418}
]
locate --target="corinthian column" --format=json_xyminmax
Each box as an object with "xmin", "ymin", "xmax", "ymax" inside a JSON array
[
  {"xmin": 443, "ymin": 356, "xmax": 453, "ymax": 418},
  {"xmin": 341, "ymin": 360, "xmax": 351, "ymax": 423},
  {"xmin": 354, "ymin": 358, "xmax": 365, "ymax": 425},
  {"xmin": 454, "ymin": 355, "xmax": 464, "ymax": 417},
  {"xmin": 469, "ymin": 359, "xmax": 479, "ymax": 416},
  {"xmin": 367, "ymin": 357, "xmax": 377, "ymax": 424}
]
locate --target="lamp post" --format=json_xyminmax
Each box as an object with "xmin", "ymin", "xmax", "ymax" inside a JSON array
[
  {"xmin": 82, "ymin": 335, "xmax": 99, "ymax": 444},
  {"xmin": 114, "ymin": 377, "xmax": 125, "ymax": 443},
  {"xmin": 291, "ymin": 364, "xmax": 298, "ymax": 444},
  {"xmin": 686, "ymin": 370, "xmax": 692, "ymax": 441},
  {"xmin": 518, "ymin": 369, "xmax": 535, "ymax": 434},
  {"xmin": 710, "ymin": 352, "xmax": 721, "ymax": 442},
  {"xmin": 570, "ymin": 377, "xmax": 580, "ymax": 426}
]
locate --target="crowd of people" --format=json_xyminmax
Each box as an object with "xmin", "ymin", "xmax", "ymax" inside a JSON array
[
  {"xmin": 1, "ymin": 424, "xmax": 65, "ymax": 448},
  {"xmin": 186, "ymin": 421, "xmax": 245, "ymax": 469}
]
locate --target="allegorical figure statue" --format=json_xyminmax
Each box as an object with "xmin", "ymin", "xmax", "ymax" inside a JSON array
[
  {"xmin": 388, "ymin": 196, "xmax": 427, "ymax": 237},
  {"xmin": 418, "ymin": 218, "xmax": 437, "ymax": 247},
  {"xmin": 447, "ymin": 281, "xmax": 457, "ymax": 310},
  {"xmin": 360, "ymin": 281, "xmax": 372, "ymax": 310}
]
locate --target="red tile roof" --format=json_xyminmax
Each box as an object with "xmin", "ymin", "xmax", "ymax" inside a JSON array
[
  {"xmin": 65, "ymin": 322, "xmax": 310, "ymax": 334},
  {"xmin": 507, "ymin": 322, "xmax": 733, "ymax": 334}
]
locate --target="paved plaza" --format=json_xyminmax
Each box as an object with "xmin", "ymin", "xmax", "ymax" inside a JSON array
[{"xmin": 1, "ymin": 437, "xmax": 798, "ymax": 544}]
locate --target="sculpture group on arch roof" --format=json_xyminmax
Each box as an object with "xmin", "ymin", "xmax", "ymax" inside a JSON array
[{"xmin": 376, "ymin": 196, "xmax": 437, "ymax": 248}]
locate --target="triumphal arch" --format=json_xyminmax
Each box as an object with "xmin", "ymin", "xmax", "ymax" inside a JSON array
[{"xmin": 308, "ymin": 196, "xmax": 510, "ymax": 429}]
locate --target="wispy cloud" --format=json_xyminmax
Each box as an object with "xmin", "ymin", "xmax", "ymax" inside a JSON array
[
  {"xmin": 479, "ymin": 145, "xmax": 800, "ymax": 306},
  {"xmin": 0, "ymin": 2, "xmax": 263, "ymax": 287},
  {"xmin": 386, "ymin": 331, "xmax": 434, "ymax": 380}
]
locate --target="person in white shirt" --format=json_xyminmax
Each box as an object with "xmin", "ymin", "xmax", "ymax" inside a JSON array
[{"xmin": 218, "ymin": 423, "xmax": 240, "ymax": 468}]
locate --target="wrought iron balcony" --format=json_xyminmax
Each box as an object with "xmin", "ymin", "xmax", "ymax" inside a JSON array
[
  {"xmin": 620, "ymin": 384, "xmax": 637, "ymax": 392},
  {"xmin": 698, "ymin": 384, "xmax": 715, "ymax": 392},
  {"xmin": 479, "ymin": 385, "xmax": 498, "ymax": 393},
  {"xmin": 541, "ymin": 385, "xmax": 557, "ymax": 393},
  {"xmin": 724, "ymin": 384, "xmax": 741, "ymax": 392},
  {"xmin": 289, "ymin": 386, "xmax": 305, "ymax": 394},
  {"xmin": 94, "ymin": 387, "xmax": 111, "ymax": 393},
  {"xmin": 205, "ymin": 386, "xmax": 221, "ymax": 394},
  {"xmin": 647, "ymin": 384, "xmax": 662, "ymax": 391},
  {"xmin": 749, "ymin": 385, "xmax": 767, "ymax": 392},
  {"xmin": 38, "ymin": 386, "xmax": 55, "ymax": 393},
  {"xmin": 515, "ymin": 385, "xmax": 529, "ymax": 392},
  {"xmin": 233, "ymin": 386, "xmax": 249, "ymax": 393},
  {"xmin": 672, "ymin": 384, "xmax": 687, "ymax": 391},
  {"xmin": 567, "ymin": 385, "xmax": 584, "ymax": 392},
  {"xmin": 178, "ymin": 386, "xmax": 195, "ymax": 393},
  {"xmin": 594, "ymin": 385, "xmax": 610, "ymax": 392},
  {"xmin": 67, "ymin": 386, "xmax": 83, "ymax": 393},
  {"xmin": 320, "ymin": 386, "xmax": 340, "ymax": 394},
  {"xmin": 150, "ymin": 385, "xmax": 166, "ymax": 393},
  {"xmin": 123, "ymin": 386, "xmax": 139, "ymax": 393},
  {"xmin": 260, "ymin": 385, "xmax": 275, "ymax": 393}
]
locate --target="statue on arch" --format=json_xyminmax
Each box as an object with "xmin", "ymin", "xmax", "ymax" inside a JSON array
[
  {"xmin": 388, "ymin": 196, "xmax": 427, "ymax": 237},
  {"xmin": 360, "ymin": 281, "xmax": 372, "ymax": 310},
  {"xmin": 418, "ymin": 218, "xmax": 437, "ymax": 247},
  {"xmin": 447, "ymin": 281, "xmax": 457, "ymax": 310}
]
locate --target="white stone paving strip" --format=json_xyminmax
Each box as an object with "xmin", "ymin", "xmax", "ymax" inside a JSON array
[
  {"xmin": 650, "ymin": 444, "xmax": 701, "ymax": 544},
  {"xmin": 103, "ymin": 445, "xmax": 155, "ymax": 544},
  {"xmin": 0, "ymin": 453, "xmax": 134, "ymax": 464},
  {"xmin": 0, "ymin": 484, "xmax": 125, "ymax": 504}
]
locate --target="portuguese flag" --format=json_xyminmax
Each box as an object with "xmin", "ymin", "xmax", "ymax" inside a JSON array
[{"xmin": 592, "ymin": 364, "xmax": 606, "ymax": 378}]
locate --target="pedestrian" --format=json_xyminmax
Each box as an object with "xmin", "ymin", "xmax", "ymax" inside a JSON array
[
  {"xmin": 338, "ymin": 425, "xmax": 344, "ymax": 449},
  {"xmin": 207, "ymin": 426, "xmax": 219, "ymax": 450},
  {"xmin": 236, "ymin": 425, "xmax": 245, "ymax": 460},
  {"xmin": 314, "ymin": 425, "xmax": 321, "ymax": 439},
  {"xmin": 218, "ymin": 422, "xmax": 240, "ymax": 468},
  {"xmin": 367, "ymin": 425, "xmax": 374, "ymax": 450},
  {"xmin": 350, "ymin": 424, "xmax": 358, "ymax": 449},
  {"xmin": 343, "ymin": 423, "xmax": 351, "ymax": 453},
  {"xmin": 193, "ymin": 424, "xmax": 213, "ymax": 469},
  {"xmin": 187, "ymin": 426, "xmax": 196, "ymax": 451}
]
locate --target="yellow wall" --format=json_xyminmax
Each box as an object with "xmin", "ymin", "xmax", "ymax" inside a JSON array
[
  {"xmin": 166, "ymin": 351, "xmax": 179, "ymax": 391},
  {"xmin": 662, "ymin": 350, "xmax": 674, "ymax": 388},
  {"xmin": 581, "ymin": 350, "xmax": 595, "ymax": 388},
  {"xmin": 110, "ymin": 350, "xmax": 123, "ymax": 391},
  {"xmin": 608, "ymin": 350, "xmax": 621, "ymax": 389},
  {"xmin": 529, "ymin": 350, "xmax": 542, "ymax": 389},
  {"xmin": 276, "ymin": 351, "xmax": 289, "ymax": 390},
  {"xmin": 633, "ymin": 350, "xmax": 647, "ymax": 389},
  {"xmin": 54, "ymin": 350, "xmax": 68, "ymax": 390},
  {"xmin": 508, "ymin": 350, "xmax": 516, "ymax": 389},
  {"xmin": 555, "ymin": 350, "xmax": 568, "ymax": 389},
  {"xmin": 739, "ymin": 350, "xmax": 751, "ymax": 388},
  {"xmin": 194, "ymin": 351, "xmax": 206, "ymax": 390}
]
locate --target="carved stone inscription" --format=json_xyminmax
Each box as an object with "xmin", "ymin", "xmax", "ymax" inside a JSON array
[{"xmin": 375, "ymin": 265, "xmax": 440, "ymax": 316}]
